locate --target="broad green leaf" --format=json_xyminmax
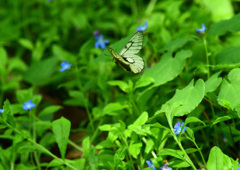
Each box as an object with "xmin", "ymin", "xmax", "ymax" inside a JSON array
[
  {"xmin": 23, "ymin": 57, "xmax": 58, "ymax": 86},
  {"xmin": 185, "ymin": 117, "xmax": 206, "ymax": 126},
  {"xmin": 134, "ymin": 77, "xmax": 155, "ymax": 90},
  {"xmin": 52, "ymin": 117, "xmax": 71, "ymax": 159},
  {"xmin": 205, "ymin": 71, "xmax": 222, "ymax": 94},
  {"xmin": 3, "ymin": 99, "xmax": 15, "ymax": 126},
  {"xmin": 103, "ymin": 102, "xmax": 129, "ymax": 116},
  {"xmin": 114, "ymin": 147, "xmax": 126, "ymax": 167},
  {"xmin": 211, "ymin": 115, "xmax": 237, "ymax": 126},
  {"xmin": 48, "ymin": 159, "xmax": 64, "ymax": 167},
  {"xmin": 129, "ymin": 142, "xmax": 142, "ymax": 159},
  {"xmin": 158, "ymin": 149, "xmax": 185, "ymax": 160},
  {"xmin": 215, "ymin": 47, "xmax": 240, "ymax": 65},
  {"xmin": 8, "ymin": 58, "xmax": 27, "ymax": 72},
  {"xmin": 35, "ymin": 121, "xmax": 52, "ymax": 136},
  {"xmin": 209, "ymin": 13, "xmax": 240, "ymax": 36},
  {"xmin": 0, "ymin": 47, "xmax": 7, "ymax": 74},
  {"xmin": 88, "ymin": 145, "xmax": 98, "ymax": 170},
  {"xmin": 18, "ymin": 38, "xmax": 34, "ymax": 50},
  {"xmin": 218, "ymin": 68, "xmax": 240, "ymax": 114},
  {"xmin": 38, "ymin": 105, "xmax": 62, "ymax": 117},
  {"xmin": 96, "ymin": 139, "xmax": 115, "ymax": 149},
  {"xmin": 206, "ymin": 146, "xmax": 232, "ymax": 170},
  {"xmin": 108, "ymin": 80, "xmax": 129, "ymax": 93},
  {"xmin": 82, "ymin": 136, "xmax": 91, "ymax": 158},
  {"xmin": 144, "ymin": 138, "xmax": 154, "ymax": 154},
  {"xmin": 141, "ymin": 50, "xmax": 192, "ymax": 90},
  {"xmin": 156, "ymin": 79, "xmax": 205, "ymax": 117},
  {"xmin": 202, "ymin": 0, "xmax": 233, "ymax": 22},
  {"xmin": 132, "ymin": 111, "xmax": 148, "ymax": 126},
  {"xmin": 160, "ymin": 38, "xmax": 194, "ymax": 52}
]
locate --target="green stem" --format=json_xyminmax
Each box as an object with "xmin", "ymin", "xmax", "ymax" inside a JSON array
[
  {"xmin": 68, "ymin": 140, "xmax": 83, "ymax": 152},
  {"xmin": 191, "ymin": 139, "xmax": 207, "ymax": 167},
  {"xmin": 122, "ymin": 135, "xmax": 135, "ymax": 170},
  {"xmin": 31, "ymin": 111, "xmax": 41, "ymax": 170},
  {"xmin": 5, "ymin": 122, "xmax": 78, "ymax": 170},
  {"xmin": 168, "ymin": 122, "xmax": 197, "ymax": 170},
  {"xmin": 75, "ymin": 65, "xmax": 94, "ymax": 131},
  {"xmin": 203, "ymin": 37, "xmax": 210, "ymax": 78}
]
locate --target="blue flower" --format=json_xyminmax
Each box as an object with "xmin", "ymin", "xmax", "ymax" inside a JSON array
[
  {"xmin": 94, "ymin": 34, "xmax": 109, "ymax": 49},
  {"xmin": 60, "ymin": 61, "xmax": 72, "ymax": 72},
  {"xmin": 173, "ymin": 121, "xmax": 187, "ymax": 135},
  {"xmin": 0, "ymin": 109, "xmax": 4, "ymax": 113},
  {"xmin": 159, "ymin": 164, "xmax": 172, "ymax": 170},
  {"xmin": 146, "ymin": 160, "xmax": 157, "ymax": 170},
  {"xmin": 23, "ymin": 100, "xmax": 36, "ymax": 111},
  {"xmin": 137, "ymin": 22, "xmax": 148, "ymax": 32},
  {"xmin": 196, "ymin": 23, "xmax": 206, "ymax": 34}
]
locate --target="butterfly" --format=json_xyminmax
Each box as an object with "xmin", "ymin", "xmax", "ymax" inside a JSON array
[{"xmin": 107, "ymin": 31, "xmax": 144, "ymax": 74}]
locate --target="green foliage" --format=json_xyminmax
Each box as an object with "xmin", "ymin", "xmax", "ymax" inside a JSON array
[{"xmin": 0, "ymin": 0, "xmax": 240, "ymax": 170}]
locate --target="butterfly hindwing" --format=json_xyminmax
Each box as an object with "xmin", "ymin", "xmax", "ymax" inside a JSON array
[{"xmin": 107, "ymin": 31, "xmax": 144, "ymax": 74}]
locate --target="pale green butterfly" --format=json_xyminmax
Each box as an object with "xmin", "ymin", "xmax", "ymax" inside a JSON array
[{"xmin": 107, "ymin": 31, "xmax": 144, "ymax": 74}]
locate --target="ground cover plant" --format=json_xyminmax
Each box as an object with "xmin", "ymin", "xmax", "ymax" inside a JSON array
[{"xmin": 0, "ymin": 0, "xmax": 240, "ymax": 169}]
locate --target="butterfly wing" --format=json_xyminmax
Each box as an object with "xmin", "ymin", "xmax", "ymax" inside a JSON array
[{"xmin": 119, "ymin": 31, "xmax": 144, "ymax": 74}]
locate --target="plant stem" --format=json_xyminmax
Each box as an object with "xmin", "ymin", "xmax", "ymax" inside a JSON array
[
  {"xmin": 5, "ymin": 122, "xmax": 78, "ymax": 170},
  {"xmin": 203, "ymin": 37, "xmax": 210, "ymax": 78}
]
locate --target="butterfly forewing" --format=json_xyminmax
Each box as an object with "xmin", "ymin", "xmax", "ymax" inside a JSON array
[
  {"xmin": 119, "ymin": 31, "xmax": 143, "ymax": 55},
  {"xmin": 107, "ymin": 31, "xmax": 144, "ymax": 74}
]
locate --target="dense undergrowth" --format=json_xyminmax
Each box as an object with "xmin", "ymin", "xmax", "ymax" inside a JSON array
[{"xmin": 0, "ymin": 0, "xmax": 240, "ymax": 170}]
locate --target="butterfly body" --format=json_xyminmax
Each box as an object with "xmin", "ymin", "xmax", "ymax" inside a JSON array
[{"xmin": 107, "ymin": 31, "xmax": 144, "ymax": 74}]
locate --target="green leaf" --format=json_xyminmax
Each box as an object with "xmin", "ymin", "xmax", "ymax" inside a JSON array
[
  {"xmin": 132, "ymin": 111, "xmax": 148, "ymax": 126},
  {"xmin": 160, "ymin": 38, "xmax": 194, "ymax": 52},
  {"xmin": 23, "ymin": 57, "xmax": 58, "ymax": 86},
  {"xmin": 103, "ymin": 102, "xmax": 129, "ymax": 116},
  {"xmin": 38, "ymin": 105, "xmax": 62, "ymax": 117},
  {"xmin": 3, "ymin": 99, "xmax": 15, "ymax": 126},
  {"xmin": 108, "ymin": 80, "xmax": 129, "ymax": 93},
  {"xmin": 129, "ymin": 142, "xmax": 142, "ymax": 159},
  {"xmin": 88, "ymin": 145, "xmax": 98, "ymax": 170},
  {"xmin": 82, "ymin": 136, "xmax": 91, "ymax": 158},
  {"xmin": 52, "ymin": 117, "xmax": 71, "ymax": 159},
  {"xmin": 18, "ymin": 38, "xmax": 34, "ymax": 50},
  {"xmin": 218, "ymin": 68, "xmax": 240, "ymax": 113},
  {"xmin": 185, "ymin": 117, "xmax": 206, "ymax": 126},
  {"xmin": 158, "ymin": 149, "xmax": 185, "ymax": 160},
  {"xmin": 211, "ymin": 115, "xmax": 236, "ymax": 126},
  {"xmin": 114, "ymin": 147, "xmax": 126, "ymax": 167},
  {"xmin": 134, "ymin": 77, "xmax": 155, "ymax": 90},
  {"xmin": 215, "ymin": 47, "xmax": 240, "ymax": 65},
  {"xmin": 205, "ymin": 71, "xmax": 222, "ymax": 94},
  {"xmin": 202, "ymin": 0, "xmax": 233, "ymax": 22},
  {"xmin": 0, "ymin": 46, "xmax": 7, "ymax": 74},
  {"xmin": 156, "ymin": 79, "xmax": 205, "ymax": 117},
  {"xmin": 209, "ymin": 13, "xmax": 240, "ymax": 36},
  {"xmin": 141, "ymin": 50, "xmax": 192, "ymax": 90},
  {"xmin": 206, "ymin": 146, "xmax": 232, "ymax": 170}
]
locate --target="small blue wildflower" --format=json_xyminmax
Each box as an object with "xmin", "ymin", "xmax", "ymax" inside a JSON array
[
  {"xmin": 196, "ymin": 23, "xmax": 206, "ymax": 34},
  {"xmin": 93, "ymin": 30, "xmax": 99, "ymax": 36},
  {"xmin": 0, "ymin": 109, "xmax": 4, "ymax": 113},
  {"xmin": 173, "ymin": 121, "xmax": 187, "ymax": 135},
  {"xmin": 23, "ymin": 100, "xmax": 36, "ymax": 111},
  {"xmin": 160, "ymin": 164, "xmax": 172, "ymax": 170},
  {"xmin": 146, "ymin": 160, "xmax": 157, "ymax": 170},
  {"xmin": 94, "ymin": 34, "xmax": 109, "ymax": 49},
  {"xmin": 60, "ymin": 61, "xmax": 72, "ymax": 72},
  {"xmin": 137, "ymin": 22, "xmax": 148, "ymax": 32}
]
